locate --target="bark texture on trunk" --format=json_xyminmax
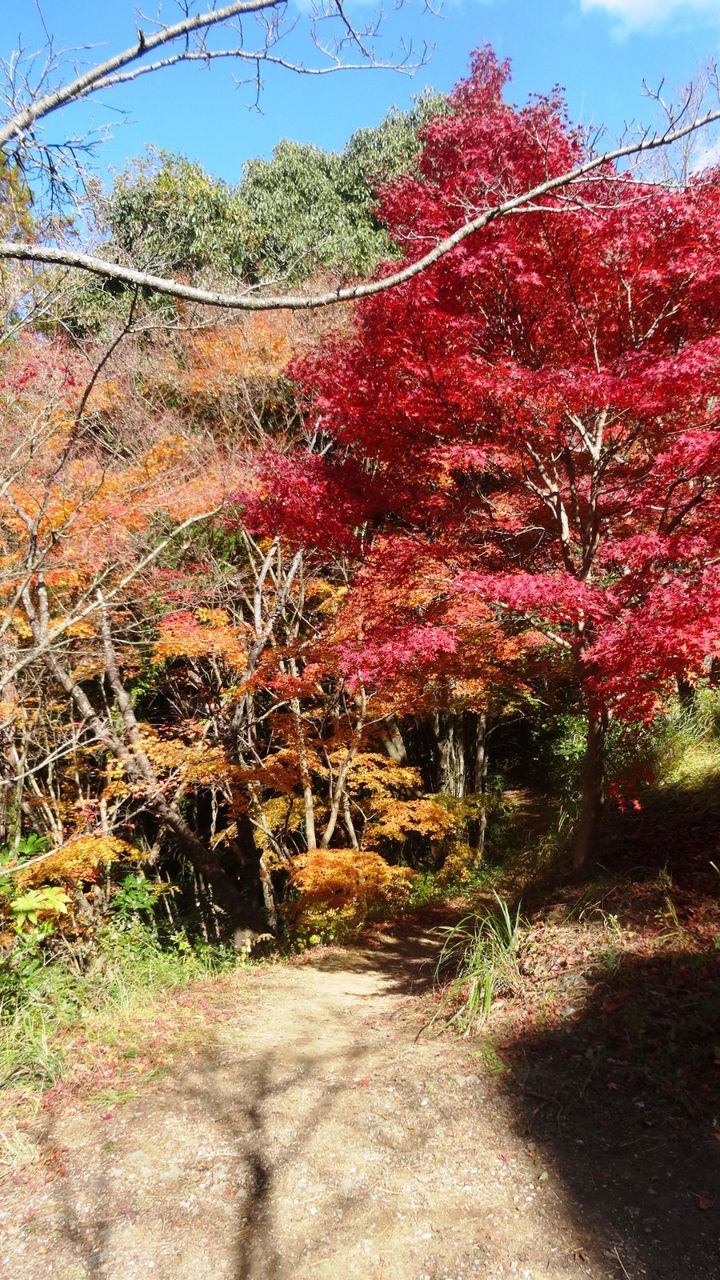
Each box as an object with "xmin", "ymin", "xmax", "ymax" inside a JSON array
[
  {"xmin": 433, "ymin": 711, "xmax": 467, "ymax": 798},
  {"xmin": 467, "ymin": 711, "xmax": 488, "ymax": 856},
  {"xmin": 396, "ymin": 709, "xmax": 491, "ymax": 854},
  {"xmin": 0, "ymin": 638, "xmax": 21, "ymax": 851},
  {"xmin": 573, "ymin": 705, "xmax": 608, "ymax": 871}
]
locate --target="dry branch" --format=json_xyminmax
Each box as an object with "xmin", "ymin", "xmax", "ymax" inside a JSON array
[{"xmin": 3, "ymin": 105, "xmax": 720, "ymax": 312}]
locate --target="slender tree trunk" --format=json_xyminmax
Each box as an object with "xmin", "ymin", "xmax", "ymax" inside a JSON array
[
  {"xmin": 0, "ymin": 637, "xmax": 21, "ymax": 850},
  {"xmin": 573, "ymin": 703, "xmax": 608, "ymax": 871},
  {"xmin": 228, "ymin": 810, "xmax": 279, "ymax": 936},
  {"xmin": 290, "ymin": 695, "xmax": 316, "ymax": 850},
  {"xmin": 467, "ymin": 710, "xmax": 489, "ymax": 855},
  {"xmin": 25, "ymin": 588, "xmax": 251, "ymax": 933},
  {"xmin": 342, "ymin": 791, "xmax": 359, "ymax": 850},
  {"xmin": 320, "ymin": 688, "xmax": 366, "ymax": 849},
  {"xmin": 257, "ymin": 854, "xmax": 278, "ymax": 934},
  {"xmin": 99, "ymin": 603, "xmax": 252, "ymax": 927},
  {"xmin": 225, "ymin": 718, "xmax": 280, "ymax": 935}
]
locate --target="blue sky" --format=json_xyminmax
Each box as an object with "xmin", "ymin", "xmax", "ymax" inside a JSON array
[{"xmin": 2, "ymin": 0, "xmax": 720, "ymax": 186}]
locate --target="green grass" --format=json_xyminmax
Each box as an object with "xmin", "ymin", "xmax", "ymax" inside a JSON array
[
  {"xmin": 432, "ymin": 894, "xmax": 524, "ymax": 1035},
  {"xmin": 0, "ymin": 921, "xmax": 240, "ymax": 1093},
  {"xmin": 644, "ymin": 687, "xmax": 720, "ymax": 795}
]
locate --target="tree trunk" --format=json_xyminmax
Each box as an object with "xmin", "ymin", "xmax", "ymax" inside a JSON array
[
  {"xmin": 290, "ymin": 695, "xmax": 316, "ymax": 850},
  {"xmin": 433, "ymin": 711, "xmax": 466, "ymax": 798},
  {"xmin": 573, "ymin": 704, "xmax": 608, "ymax": 871},
  {"xmin": 225, "ymin": 719, "xmax": 280, "ymax": 935},
  {"xmin": 257, "ymin": 854, "xmax": 278, "ymax": 935},
  {"xmin": 676, "ymin": 675, "xmax": 696, "ymax": 710},
  {"xmin": 158, "ymin": 801, "xmax": 249, "ymax": 926},
  {"xmin": 33, "ymin": 601, "xmax": 252, "ymax": 936},
  {"xmin": 380, "ymin": 717, "xmax": 408, "ymax": 764},
  {"xmin": 0, "ymin": 637, "xmax": 21, "ymax": 851},
  {"xmin": 467, "ymin": 710, "xmax": 489, "ymax": 855}
]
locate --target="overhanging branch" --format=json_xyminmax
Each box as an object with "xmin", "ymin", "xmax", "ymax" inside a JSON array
[{"xmin": 3, "ymin": 104, "xmax": 720, "ymax": 311}]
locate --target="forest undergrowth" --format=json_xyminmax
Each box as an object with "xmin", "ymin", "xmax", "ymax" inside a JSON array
[
  {"xmin": 428, "ymin": 701, "xmax": 720, "ymax": 1144},
  {"xmin": 3, "ymin": 694, "xmax": 719, "ymax": 1179}
]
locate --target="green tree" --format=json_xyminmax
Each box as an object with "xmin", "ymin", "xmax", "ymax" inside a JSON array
[
  {"xmin": 94, "ymin": 92, "xmax": 447, "ymax": 292},
  {"xmin": 0, "ymin": 151, "xmax": 33, "ymax": 241},
  {"xmin": 105, "ymin": 149, "xmax": 248, "ymax": 275},
  {"xmin": 238, "ymin": 91, "xmax": 448, "ymax": 283},
  {"xmin": 0, "ymin": 150, "xmax": 35, "ymax": 333}
]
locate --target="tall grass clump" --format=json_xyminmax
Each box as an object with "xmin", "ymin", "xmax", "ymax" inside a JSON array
[
  {"xmin": 649, "ymin": 686, "xmax": 720, "ymax": 793},
  {"xmin": 433, "ymin": 894, "xmax": 524, "ymax": 1034}
]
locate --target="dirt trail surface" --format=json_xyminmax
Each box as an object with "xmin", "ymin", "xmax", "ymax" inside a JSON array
[{"xmin": 1, "ymin": 927, "xmax": 718, "ymax": 1279}]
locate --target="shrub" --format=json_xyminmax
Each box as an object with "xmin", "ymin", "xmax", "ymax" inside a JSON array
[{"xmin": 286, "ymin": 847, "xmax": 415, "ymax": 945}]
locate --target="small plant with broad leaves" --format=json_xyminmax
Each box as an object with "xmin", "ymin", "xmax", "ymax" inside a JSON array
[
  {"xmin": 110, "ymin": 873, "xmax": 173, "ymax": 922},
  {"xmin": 0, "ymin": 832, "xmax": 50, "ymax": 881},
  {"xmin": 10, "ymin": 887, "xmax": 70, "ymax": 931}
]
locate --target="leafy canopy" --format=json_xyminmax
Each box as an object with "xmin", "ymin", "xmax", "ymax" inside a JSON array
[
  {"xmin": 263, "ymin": 47, "xmax": 720, "ymax": 723},
  {"xmin": 100, "ymin": 91, "xmax": 447, "ymax": 285}
]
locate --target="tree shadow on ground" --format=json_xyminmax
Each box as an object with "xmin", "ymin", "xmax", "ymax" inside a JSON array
[
  {"xmin": 597, "ymin": 773, "xmax": 720, "ymax": 885},
  {"xmin": 23, "ymin": 920, "xmax": 720, "ymax": 1280},
  {"xmin": 33, "ymin": 1040, "xmax": 374, "ymax": 1279},
  {"xmin": 28, "ymin": 936, "xmax": 439, "ymax": 1280},
  {"xmin": 501, "ymin": 945, "xmax": 720, "ymax": 1279},
  {"xmin": 311, "ymin": 920, "xmax": 443, "ymax": 996}
]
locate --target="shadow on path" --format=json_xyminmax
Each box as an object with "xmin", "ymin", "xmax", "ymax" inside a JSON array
[
  {"xmin": 26, "ymin": 930, "xmax": 440, "ymax": 1280},
  {"xmin": 14, "ymin": 922, "xmax": 720, "ymax": 1279},
  {"xmin": 502, "ymin": 946, "xmax": 720, "ymax": 1279}
]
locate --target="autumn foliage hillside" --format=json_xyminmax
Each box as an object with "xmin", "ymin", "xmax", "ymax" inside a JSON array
[{"xmin": 1, "ymin": 50, "xmax": 720, "ymax": 1098}]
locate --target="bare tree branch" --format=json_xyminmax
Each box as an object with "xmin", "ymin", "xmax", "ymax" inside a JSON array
[
  {"xmin": 0, "ymin": 1, "xmax": 282, "ymax": 151},
  {"xmin": 3, "ymin": 104, "xmax": 720, "ymax": 312},
  {"xmin": 89, "ymin": 46, "xmax": 410, "ymax": 92}
]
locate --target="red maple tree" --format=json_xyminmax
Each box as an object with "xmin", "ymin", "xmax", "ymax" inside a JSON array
[{"xmin": 247, "ymin": 49, "xmax": 720, "ymax": 866}]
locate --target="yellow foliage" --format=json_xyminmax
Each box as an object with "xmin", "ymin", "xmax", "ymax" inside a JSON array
[
  {"xmin": 303, "ymin": 579, "xmax": 348, "ymax": 618},
  {"xmin": 139, "ymin": 733, "xmax": 240, "ymax": 787},
  {"xmin": 365, "ymin": 797, "xmax": 457, "ymax": 847},
  {"xmin": 238, "ymin": 745, "xmax": 324, "ymax": 796},
  {"xmin": 182, "ymin": 319, "xmax": 291, "ymax": 395},
  {"xmin": 196, "ymin": 607, "xmax": 231, "ymax": 627},
  {"xmin": 210, "ymin": 821, "xmax": 237, "ymax": 849},
  {"xmin": 153, "ymin": 610, "xmax": 249, "ymax": 668},
  {"xmin": 344, "ymin": 752, "xmax": 424, "ymax": 801},
  {"xmin": 435, "ymin": 840, "xmax": 482, "ymax": 887},
  {"xmin": 19, "ymin": 834, "xmax": 141, "ymax": 888},
  {"xmin": 289, "ymin": 847, "xmax": 414, "ymax": 938},
  {"xmin": 255, "ymin": 795, "xmax": 307, "ymax": 863},
  {"xmin": 8, "ymin": 615, "xmax": 31, "ymax": 638},
  {"xmin": 102, "ymin": 732, "xmax": 240, "ymax": 801},
  {"xmin": 330, "ymin": 752, "xmax": 457, "ymax": 850},
  {"xmin": 86, "ymin": 378, "xmax": 117, "ymax": 412}
]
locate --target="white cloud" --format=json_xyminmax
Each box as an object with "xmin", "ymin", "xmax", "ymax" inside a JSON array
[
  {"xmin": 691, "ymin": 134, "xmax": 720, "ymax": 172},
  {"xmin": 580, "ymin": 0, "xmax": 720, "ymax": 33}
]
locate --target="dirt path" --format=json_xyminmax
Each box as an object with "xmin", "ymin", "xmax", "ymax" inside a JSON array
[{"xmin": 0, "ymin": 928, "xmax": 716, "ymax": 1279}]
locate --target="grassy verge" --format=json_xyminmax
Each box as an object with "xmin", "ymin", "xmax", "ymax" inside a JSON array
[
  {"xmin": 0, "ymin": 921, "xmax": 252, "ymax": 1170},
  {"xmin": 430, "ymin": 865, "xmax": 720, "ymax": 1120}
]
